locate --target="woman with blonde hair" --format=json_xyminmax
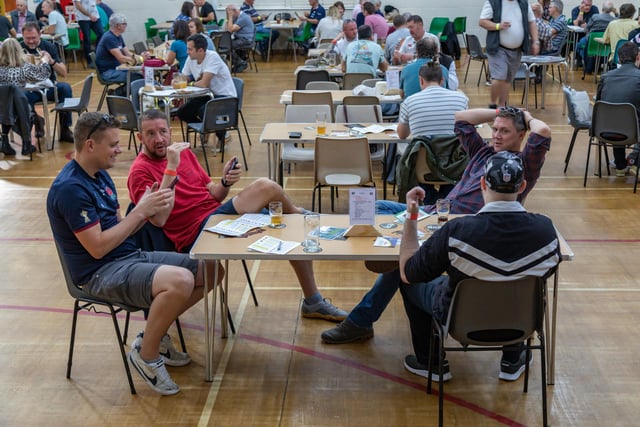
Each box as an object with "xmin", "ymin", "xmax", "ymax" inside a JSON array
[
  {"xmin": 0, "ymin": 38, "xmax": 51, "ymax": 156},
  {"xmin": 316, "ymin": 5, "xmax": 343, "ymax": 43}
]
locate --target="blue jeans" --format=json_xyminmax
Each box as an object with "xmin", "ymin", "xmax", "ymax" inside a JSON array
[
  {"xmin": 78, "ymin": 20, "xmax": 104, "ymax": 64},
  {"xmin": 348, "ymin": 269, "xmax": 402, "ymax": 328},
  {"xmin": 100, "ymin": 69, "xmax": 143, "ymax": 85},
  {"xmin": 24, "ymin": 82, "xmax": 73, "ymax": 127}
]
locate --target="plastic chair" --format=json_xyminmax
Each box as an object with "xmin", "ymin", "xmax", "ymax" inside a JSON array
[
  {"xmin": 305, "ymin": 81, "xmax": 340, "ymax": 90},
  {"xmin": 341, "ymin": 95, "xmax": 381, "ymax": 106},
  {"xmin": 288, "ymin": 22, "xmax": 313, "ymax": 62},
  {"xmin": 562, "ymin": 85, "xmax": 592, "ymax": 173},
  {"xmin": 513, "ymin": 64, "xmax": 538, "ymax": 108},
  {"xmin": 611, "ymin": 39, "xmax": 627, "ymax": 67},
  {"xmin": 296, "ymin": 69, "xmax": 330, "ymax": 90},
  {"xmin": 52, "ymin": 74, "xmax": 93, "ymax": 149},
  {"xmin": 233, "ymin": 26, "xmax": 259, "ymax": 73},
  {"xmin": 582, "ymin": 31, "xmax": 609, "ymax": 83},
  {"xmin": 212, "ymin": 31, "xmax": 232, "ymax": 69},
  {"xmin": 232, "ymin": 77, "xmax": 252, "ymax": 146},
  {"xmin": 130, "ymin": 79, "xmax": 145, "ymax": 115},
  {"xmin": 53, "ymin": 239, "xmax": 187, "ymax": 395},
  {"xmin": 453, "ymin": 17, "xmax": 467, "ymax": 49},
  {"xmin": 334, "ymin": 102, "xmax": 385, "ymax": 164},
  {"xmin": 428, "ymin": 17, "xmax": 449, "ymax": 37},
  {"xmin": 342, "ymin": 72, "xmax": 373, "ymax": 90},
  {"xmin": 312, "ymin": 136, "xmax": 374, "ymax": 212},
  {"xmin": 584, "ymin": 101, "xmax": 640, "ymax": 192},
  {"xmin": 64, "ymin": 27, "xmax": 83, "ymax": 67},
  {"xmin": 89, "ymin": 52, "xmax": 125, "ymax": 111},
  {"xmin": 106, "ymin": 96, "xmax": 140, "ymax": 153},
  {"xmin": 291, "ymin": 91, "xmax": 335, "ymax": 122},
  {"xmin": 186, "ymin": 97, "xmax": 248, "ymax": 175},
  {"xmin": 279, "ymin": 104, "xmax": 333, "ymax": 185},
  {"xmin": 427, "ymin": 276, "xmax": 548, "ymax": 427},
  {"xmin": 464, "ymin": 34, "xmax": 489, "ymax": 86},
  {"xmin": 133, "ymin": 41, "xmax": 148, "ymax": 55}
]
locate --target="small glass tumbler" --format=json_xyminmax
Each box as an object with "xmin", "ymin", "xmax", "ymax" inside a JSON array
[{"xmin": 302, "ymin": 213, "xmax": 322, "ymax": 253}]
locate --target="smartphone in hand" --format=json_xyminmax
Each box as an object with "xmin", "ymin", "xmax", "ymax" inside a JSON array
[
  {"xmin": 168, "ymin": 176, "xmax": 179, "ymax": 190},
  {"xmin": 229, "ymin": 157, "xmax": 239, "ymax": 171}
]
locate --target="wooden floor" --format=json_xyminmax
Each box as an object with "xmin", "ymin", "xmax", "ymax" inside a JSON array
[{"xmin": 2, "ymin": 54, "xmax": 640, "ymax": 427}]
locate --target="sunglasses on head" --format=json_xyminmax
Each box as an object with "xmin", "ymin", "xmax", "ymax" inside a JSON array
[
  {"xmin": 498, "ymin": 106, "xmax": 527, "ymax": 130},
  {"xmin": 86, "ymin": 114, "xmax": 116, "ymax": 140}
]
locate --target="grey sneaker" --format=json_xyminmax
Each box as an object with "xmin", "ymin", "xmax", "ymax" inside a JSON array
[
  {"xmin": 403, "ymin": 354, "xmax": 452, "ymax": 382},
  {"xmin": 134, "ymin": 331, "xmax": 191, "ymax": 367},
  {"xmin": 128, "ymin": 346, "xmax": 180, "ymax": 395},
  {"xmin": 499, "ymin": 350, "xmax": 533, "ymax": 381},
  {"xmin": 301, "ymin": 298, "xmax": 347, "ymax": 322},
  {"xmin": 321, "ymin": 319, "xmax": 374, "ymax": 344}
]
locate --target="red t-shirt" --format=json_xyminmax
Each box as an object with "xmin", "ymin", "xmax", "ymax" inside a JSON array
[{"xmin": 128, "ymin": 150, "xmax": 221, "ymax": 252}]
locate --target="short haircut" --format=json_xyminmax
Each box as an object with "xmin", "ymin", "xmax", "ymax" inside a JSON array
[
  {"xmin": 363, "ymin": 1, "xmax": 375, "ymax": 15},
  {"xmin": 601, "ymin": 1, "xmax": 615, "ymax": 14},
  {"xmin": 392, "ymin": 14, "xmax": 406, "ymax": 27},
  {"xmin": 188, "ymin": 33, "xmax": 209, "ymax": 50},
  {"xmin": 619, "ymin": 3, "xmax": 636, "ymax": 19},
  {"xmin": 419, "ymin": 61, "xmax": 442, "ymax": 83},
  {"xmin": 140, "ymin": 108, "xmax": 169, "ymax": 125},
  {"xmin": 109, "ymin": 13, "xmax": 127, "ymax": 27},
  {"xmin": 333, "ymin": 1, "xmax": 345, "ymax": 10},
  {"xmin": 343, "ymin": 19, "xmax": 356, "ymax": 29},
  {"xmin": 21, "ymin": 21, "xmax": 40, "ymax": 34},
  {"xmin": 550, "ymin": 0, "xmax": 563, "ymax": 13},
  {"xmin": 74, "ymin": 112, "xmax": 121, "ymax": 151},
  {"xmin": 497, "ymin": 106, "xmax": 527, "ymax": 132},
  {"xmin": 416, "ymin": 37, "xmax": 438, "ymax": 59},
  {"xmin": 358, "ymin": 24, "xmax": 372, "ymax": 40},
  {"xmin": 407, "ymin": 15, "xmax": 423, "ymax": 26},
  {"xmin": 618, "ymin": 41, "xmax": 639, "ymax": 64}
]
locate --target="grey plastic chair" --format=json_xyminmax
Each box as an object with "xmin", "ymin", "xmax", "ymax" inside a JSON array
[
  {"xmin": 305, "ymin": 81, "xmax": 340, "ymax": 90},
  {"xmin": 106, "ymin": 95, "xmax": 140, "ymax": 153},
  {"xmin": 464, "ymin": 34, "xmax": 489, "ymax": 86},
  {"xmin": 295, "ymin": 69, "xmax": 330, "ymax": 90},
  {"xmin": 341, "ymin": 72, "xmax": 373, "ymax": 90},
  {"xmin": 54, "ymin": 239, "xmax": 186, "ymax": 395},
  {"xmin": 90, "ymin": 52, "xmax": 126, "ymax": 111},
  {"xmin": 585, "ymin": 101, "xmax": 640, "ymax": 192},
  {"xmin": 232, "ymin": 77, "xmax": 252, "ymax": 146},
  {"xmin": 562, "ymin": 85, "xmax": 592, "ymax": 173},
  {"xmin": 428, "ymin": 276, "xmax": 548, "ymax": 427},
  {"xmin": 52, "ymin": 74, "xmax": 93, "ymax": 148}
]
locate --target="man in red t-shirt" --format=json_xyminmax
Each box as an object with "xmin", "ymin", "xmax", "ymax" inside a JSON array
[{"xmin": 128, "ymin": 109, "xmax": 347, "ymax": 322}]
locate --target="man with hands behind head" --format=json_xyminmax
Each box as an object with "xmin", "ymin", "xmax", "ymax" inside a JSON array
[{"xmin": 128, "ymin": 109, "xmax": 348, "ymax": 322}]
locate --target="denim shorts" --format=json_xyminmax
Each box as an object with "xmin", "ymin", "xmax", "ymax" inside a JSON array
[{"xmin": 83, "ymin": 250, "xmax": 199, "ymax": 308}]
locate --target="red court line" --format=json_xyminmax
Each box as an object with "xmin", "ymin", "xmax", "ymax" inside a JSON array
[{"xmin": 1, "ymin": 304, "xmax": 527, "ymax": 426}]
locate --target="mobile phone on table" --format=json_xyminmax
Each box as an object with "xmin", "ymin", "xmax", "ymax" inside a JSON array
[{"xmin": 168, "ymin": 176, "xmax": 179, "ymax": 189}]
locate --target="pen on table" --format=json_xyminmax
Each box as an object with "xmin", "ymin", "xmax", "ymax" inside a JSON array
[{"xmin": 277, "ymin": 240, "xmax": 283, "ymax": 251}]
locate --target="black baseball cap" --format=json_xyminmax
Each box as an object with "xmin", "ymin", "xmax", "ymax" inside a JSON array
[{"xmin": 484, "ymin": 152, "xmax": 524, "ymax": 193}]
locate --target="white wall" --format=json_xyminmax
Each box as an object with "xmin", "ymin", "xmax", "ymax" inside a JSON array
[{"xmin": 26, "ymin": 0, "xmax": 584, "ymax": 47}]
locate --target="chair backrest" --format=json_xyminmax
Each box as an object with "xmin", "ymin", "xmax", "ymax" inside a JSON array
[
  {"xmin": 66, "ymin": 27, "xmax": 81, "ymax": 49},
  {"xmin": 361, "ymin": 78, "xmax": 383, "ymax": 88},
  {"xmin": 453, "ymin": 16, "xmax": 466, "ymax": 34},
  {"xmin": 232, "ymin": 77, "xmax": 244, "ymax": 110},
  {"xmin": 130, "ymin": 79, "xmax": 145, "ymax": 114},
  {"xmin": 291, "ymin": 91, "xmax": 334, "ymax": 121},
  {"xmin": 445, "ymin": 277, "xmax": 544, "ymax": 347},
  {"xmin": 314, "ymin": 136, "xmax": 373, "ymax": 186},
  {"xmin": 466, "ymin": 34, "xmax": 485, "ymax": 59},
  {"xmin": 152, "ymin": 35, "xmax": 163, "ymax": 47},
  {"xmin": 214, "ymin": 31, "xmax": 232, "ymax": 53},
  {"xmin": 202, "ymin": 97, "xmax": 239, "ymax": 132},
  {"xmin": 335, "ymin": 104, "xmax": 382, "ymax": 123},
  {"xmin": 133, "ymin": 41, "xmax": 148, "ymax": 55},
  {"xmin": 88, "ymin": 52, "xmax": 108, "ymax": 84},
  {"xmin": 342, "ymin": 72, "xmax": 373, "ymax": 90},
  {"xmin": 562, "ymin": 85, "xmax": 591, "ymax": 128},
  {"xmin": 428, "ymin": 17, "xmax": 449, "ymax": 36},
  {"xmin": 144, "ymin": 21, "xmax": 158, "ymax": 39},
  {"xmin": 53, "ymin": 239, "xmax": 87, "ymax": 301},
  {"xmin": 285, "ymin": 104, "xmax": 333, "ymax": 123},
  {"xmin": 106, "ymin": 96, "xmax": 139, "ymax": 132},
  {"xmin": 306, "ymin": 81, "xmax": 340, "ymax": 90},
  {"xmin": 342, "ymin": 95, "xmax": 380, "ymax": 106},
  {"xmin": 77, "ymin": 74, "xmax": 94, "ymax": 111},
  {"xmin": 611, "ymin": 39, "xmax": 627, "ymax": 66},
  {"xmin": 591, "ymin": 101, "xmax": 640, "ymax": 147},
  {"xmin": 586, "ymin": 31, "xmax": 606, "ymax": 57},
  {"xmin": 296, "ymin": 69, "xmax": 331, "ymax": 90}
]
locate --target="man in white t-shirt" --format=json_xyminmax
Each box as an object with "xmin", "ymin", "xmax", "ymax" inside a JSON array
[
  {"xmin": 41, "ymin": 0, "xmax": 68, "ymax": 47},
  {"xmin": 334, "ymin": 19, "xmax": 358, "ymax": 62},
  {"xmin": 177, "ymin": 34, "xmax": 237, "ymax": 147},
  {"xmin": 479, "ymin": 0, "xmax": 539, "ymax": 108}
]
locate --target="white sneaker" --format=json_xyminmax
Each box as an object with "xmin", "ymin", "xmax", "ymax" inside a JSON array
[
  {"xmin": 134, "ymin": 331, "xmax": 191, "ymax": 367},
  {"xmin": 128, "ymin": 346, "xmax": 180, "ymax": 395}
]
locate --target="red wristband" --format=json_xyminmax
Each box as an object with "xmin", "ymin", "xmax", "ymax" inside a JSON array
[
  {"xmin": 164, "ymin": 169, "xmax": 177, "ymax": 176},
  {"xmin": 408, "ymin": 212, "xmax": 419, "ymax": 221}
]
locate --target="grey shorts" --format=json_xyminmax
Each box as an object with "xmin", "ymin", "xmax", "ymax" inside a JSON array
[
  {"xmin": 83, "ymin": 250, "xmax": 199, "ymax": 308},
  {"xmin": 488, "ymin": 46, "xmax": 522, "ymax": 82}
]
